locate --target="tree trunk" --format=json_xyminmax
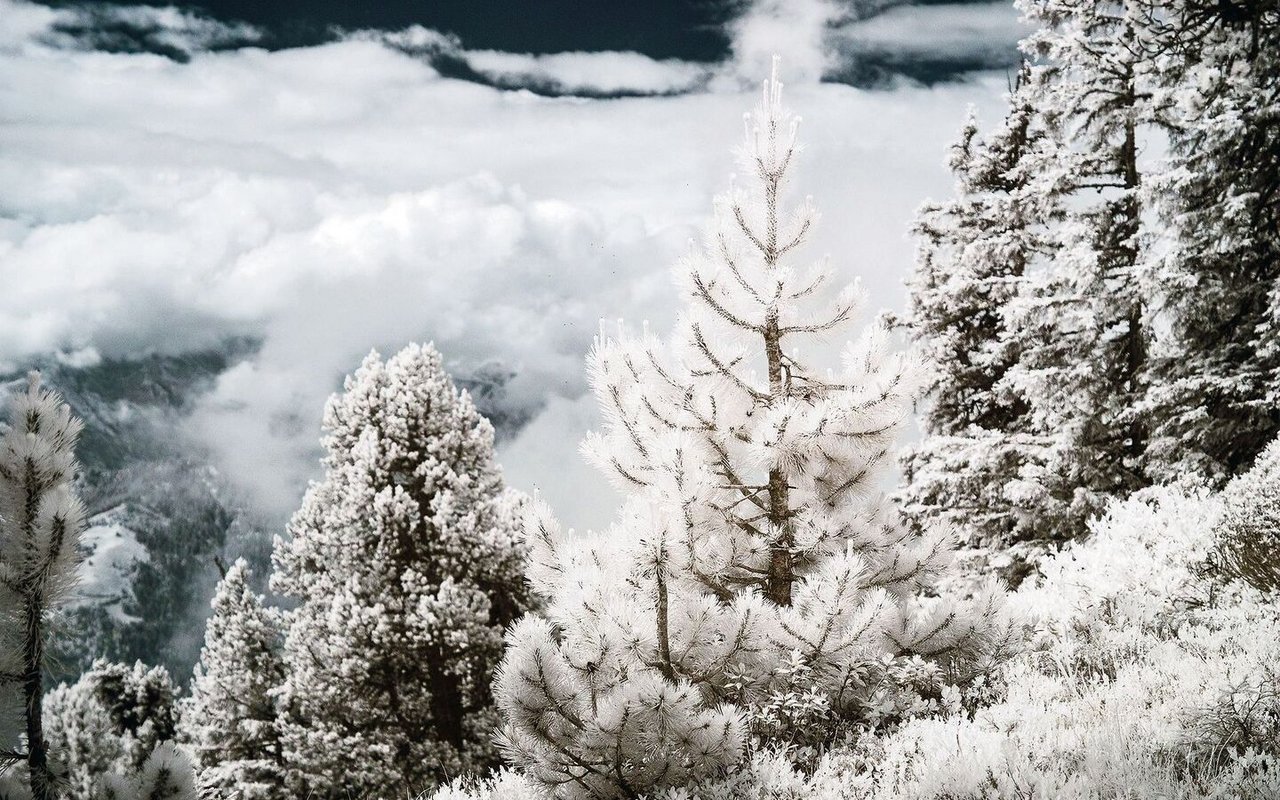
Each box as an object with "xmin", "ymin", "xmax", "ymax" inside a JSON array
[
  {"xmin": 21, "ymin": 458, "xmax": 52, "ymax": 800},
  {"xmin": 760, "ymin": 149, "xmax": 795, "ymax": 607}
]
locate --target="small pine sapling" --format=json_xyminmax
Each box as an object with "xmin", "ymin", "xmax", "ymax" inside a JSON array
[{"xmin": 495, "ymin": 60, "xmax": 1020, "ymax": 800}]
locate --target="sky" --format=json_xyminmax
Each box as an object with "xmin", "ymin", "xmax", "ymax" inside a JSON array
[{"xmin": 0, "ymin": 0, "xmax": 1029, "ymax": 532}]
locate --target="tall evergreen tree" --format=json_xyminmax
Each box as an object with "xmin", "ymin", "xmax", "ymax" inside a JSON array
[
  {"xmin": 1003, "ymin": 0, "xmax": 1156, "ymax": 540},
  {"xmin": 179, "ymin": 559, "xmax": 285, "ymax": 800},
  {"xmin": 0, "ymin": 373, "xmax": 87, "ymax": 800},
  {"xmin": 897, "ymin": 66, "xmax": 1056, "ymax": 552},
  {"xmin": 271, "ymin": 343, "xmax": 533, "ymax": 798},
  {"xmin": 495, "ymin": 61, "xmax": 1017, "ymax": 800},
  {"xmin": 903, "ymin": 0, "xmax": 1166, "ymax": 548},
  {"xmin": 1144, "ymin": 0, "xmax": 1280, "ymax": 483}
]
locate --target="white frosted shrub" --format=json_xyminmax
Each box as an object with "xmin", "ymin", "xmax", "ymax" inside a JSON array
[
  {"xmin": 629, "ymin": 484, "xmax": 1280, "ymax": 800},
  {"xmin": 1215, "ymin": 438, "xmax": 1280, "ymax": 593},
  {"xmin": 425, "ymin": 769, "xmax": 543, "ymax": 800}
]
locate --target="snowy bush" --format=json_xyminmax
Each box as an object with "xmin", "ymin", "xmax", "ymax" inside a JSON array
[
  {"xmin": 629, "ymin": 484, "xmax": 1280, "ymax": 800},
  {"xmin": 426, "ymin": 769, "xmax": 541, "ymax": 800},
  {"xmin": 1214, "ymin": 438, "xmax": 1280, "ymax": 593},
  {"xmin": 492, "ymin": 61, "xmax": 1019, "ymax": 800},
  {"xmin": 43, "ymin": 660, "xmax": 180, "ymax": 800}
]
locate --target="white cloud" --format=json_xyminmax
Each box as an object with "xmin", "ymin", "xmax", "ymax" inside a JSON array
[
  {"xmin": 723, "ymin": 0, "xmax": 848, "ymax": 86},
  {"xmin": 833, "ymin": 2, "xmax": 1031, "ymax": 63},
  {"xmin": 464, "ymin": 49, "xmax": 711, "ymax": 95},
  {"xmin": 718, "ymin": 0, "xmax": 930, "ymax": 87},
  {"xmin": 0, "ymin": 0, "xmax": 1010, "ymax": 531},
  {"xmin": 0, "ymin": 0, "xmax": 59, "ymax": 50},
  {"xmin": 497, "ymin": 393, "xmax": 619, "ymax": 534}
]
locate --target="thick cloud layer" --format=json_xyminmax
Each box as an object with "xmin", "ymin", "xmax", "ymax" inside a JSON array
[{"xmin": 0, "ymin": 0, "xmax": 1014, "ymax": 530}]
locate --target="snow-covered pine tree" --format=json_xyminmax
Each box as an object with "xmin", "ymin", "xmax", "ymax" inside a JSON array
[
  {"xmin": 179, "ymin": 559, "xmax": 285, "ymax": 800},
  {"xmin": 999, "ymin": 0, "xmax": 1157, "ymax": 539},
  {"xmin": 271, "ymin": 343, "xmax": 533, "ymax": 799},
  {"xmin": 43, "ymin": 659, "xmax": 181, "ymax": 800},
  {"xmin": 0, "ymin": 373, "xmax": 87, "ymax": 800},
  {"xmin": 494, "ymin": 60, "xmax": 1018, "ymax": 800},
  {"xmin": 897, "ymin": 65, "xmax": 1057, "ymax": 554},
  {"xmin": 1144, "ymin": 0, "xmax": 1280, "ymax": 484}
]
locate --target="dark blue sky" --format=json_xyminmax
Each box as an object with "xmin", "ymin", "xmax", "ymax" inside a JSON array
[
  {"xmin": 38, "ymin": 0, "xmax": 742, "ymax": 57},
  {"xmin": 34, "ymin": 1, "xmax": 994, "ymax": 59}
]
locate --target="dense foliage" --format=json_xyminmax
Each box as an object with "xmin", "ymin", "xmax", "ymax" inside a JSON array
[
  {"xmin": 434, "ymin": 472, "xmax": 1280, "ymax": 799},
  {"xmin": 899, "ymin": 0, "xmax": 1280, "ymax": 556},
  {"xmin": 270, "ymin": 343, "xmax": 534, "ymax": 798}
]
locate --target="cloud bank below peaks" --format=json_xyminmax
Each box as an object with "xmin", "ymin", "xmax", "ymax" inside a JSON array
[{"xmin": 0, "ymin": 0, "xmax": 1013, "ymax": 531}]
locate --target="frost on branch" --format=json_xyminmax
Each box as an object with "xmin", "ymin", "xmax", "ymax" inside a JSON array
[
  {"xmin": 494, "ymin": 59, "xmax": 1020, "ymax": 800},
  {"xmin": 43, "ymin": 659, "xmax": 180, "ymax": 800},
  {"xmin": 895, "ymin": 68, "xmax": 1056, "ymax": 560},
  {"xmin": 900, "ymin": 0, "xmax": 1173, "ymax": 553},
  {"xmin": 1143, "ymin": 0, "xmax": 1280, "ymax": 485}
]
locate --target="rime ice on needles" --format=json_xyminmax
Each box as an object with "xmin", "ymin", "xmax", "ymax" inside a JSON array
[
  {"xmin": 98, "ymin": 741, "xmax": 198, "ymax": 800},
  {"xmin": 1006, "ymin": 0, "xmax": 1155, "ymax": 535},
  {"xmin": 896, "ymin": 70, "xmax": 1054, "ymax": 555},
  {"xmin": 495, "ymin": 59, "xmax": 1019, "ymax": 800},
  {"xmin": 900, "ymin": 0, "xmax": 1168, "ymax": 551},
  {"xmin": 1143, "ymin": 0, "xmax": 1280, "ymax": 485},
  {"xmin": 0, "ymin": 373, "xmax": 87, "ymax": 800},
  {"xmin": 0, "ymin": 373, "xmax": 85, "ymax": 615},
  {"xmin": 43, "ymin": 659, "xmax": 183, "ymax": 800}
]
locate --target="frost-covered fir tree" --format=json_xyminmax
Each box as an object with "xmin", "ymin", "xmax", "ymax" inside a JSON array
[
  {"xmin": 0, "ymin": 373, "xmax": 87, "ymax": 800},
  {"xmin": 44, "ymin": 659, "xmax": 181, "ymax": 800},
  {"xmin": 494, "ymin": 60, "xmax": 1019, "ymax": 800},
  {"xmin": 897, "ymin": 65, "xmax": 1057, "ymax": 554},
  {"xmin": 179, "ymin": 559, "xmax": 285, "ymax": 800},
  {"xmin": 903, "ymin": 0, "xmax": 1162, "ymax": 547},
  {"xmin": 1003, "ymin": 0, "xmax": 1157, "ymax": 539},
  {"xmin": 1144, "ymin": 0, "xmax": 1280, "ymax": 484},
  {"xmin": 272, "ymin": 343, "xmax": 533, "ymax": 798}
]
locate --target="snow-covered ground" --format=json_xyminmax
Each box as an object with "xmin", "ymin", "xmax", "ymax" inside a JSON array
[{"xmin": 75, "ymin": 505, "xmax": 149, "ymax": 624}]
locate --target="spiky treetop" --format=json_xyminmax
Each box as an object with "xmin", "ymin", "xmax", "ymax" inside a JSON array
[{"xmin": 0, "ymin": 373, "xmax": 87, "ymax": 800}]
